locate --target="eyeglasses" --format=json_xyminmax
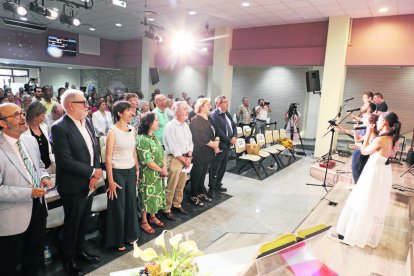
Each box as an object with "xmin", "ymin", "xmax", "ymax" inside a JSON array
[
  {"xmin": 0, "ymin": 111, "xmax": 26, "ymax": 120},
  {"xmin": 71, "ymin": 101, "xmax": 88, "ymax": 107}
]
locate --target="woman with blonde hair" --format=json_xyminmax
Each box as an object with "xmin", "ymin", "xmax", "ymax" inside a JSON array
[{"xmin": 189, "ymin": 98, "xmax": 220, "ymax": 206}]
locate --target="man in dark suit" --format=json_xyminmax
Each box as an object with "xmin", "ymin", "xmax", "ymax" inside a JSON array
[
  {"xmin": 208, "ymin": 95, "xmax": 237, "ymax": 196},
  {"xmin": 50, "ymin": 89, "xmax": 103, "ymax": 276},
  {"xmin": 0, "ymin": 103, "xmax": 54, "ymax": 276}
]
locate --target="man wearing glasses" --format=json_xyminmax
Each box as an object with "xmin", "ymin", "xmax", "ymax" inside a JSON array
[
  {"xmin": 50, "ymin": 89, "xmax": 103, "ymax": 275},
  {"xmin": 0, "ymin": 103, "xmax": 54, "ymax": 275}
]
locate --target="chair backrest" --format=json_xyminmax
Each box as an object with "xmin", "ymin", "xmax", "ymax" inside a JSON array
[
  {"xmin": 272, "ymin": 130, "xmax": 280, "ymax": 142},
  {"xmin": 99, "ymin": 135, "xmax": 107, "ymax": 149},
  {"xmin": 101, "ymin": 146, "xmax": 106, "ymax": 163},
  {"xmin": 235, "ymin": 138, "xmax": 247, "ymax": 154},
  {"xmin": 265, "ymin": 131, "xmax": 273, "ymax": 145},
  {"xmin": 279, "ymin": 129, "xmax": 287, "ymax": 139},
  {"xmin": 243, "ymin": 125, "xmax": 252, "ymax": 137},
  {"xmin": 236, "ymin": 127, "xmax": 243, "ymax": 138},
  {"xmin": 256, "ymin": 133, "xmax": 266, "ymax": 147}
]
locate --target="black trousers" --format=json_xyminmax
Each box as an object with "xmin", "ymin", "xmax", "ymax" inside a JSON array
[
  {"xmin": 105, "ymin": 167, "xmax": 140, "ymax": 248},
  {"xmin": 190, "ymin": 157, "xmax": 213, "ymax": 196},
  {"xmin": 61, "ymin": 192, "xmax": 93, "ymax": 260},
  {"xmin": 0, "ymin": 198, "xmax": 47, "ymax": 276},
  {"xmin": 209, "ymin": 148, "xmax": 231, "ymax": 189}
]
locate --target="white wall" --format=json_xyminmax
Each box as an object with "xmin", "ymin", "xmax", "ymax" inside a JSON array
[
  {"xmin": 155, "ymin": 66, "xmax": 208, "ymax": 100},
  {"xmin": 40, "ymin": 67, "xmax": 80, "ymax": 95},
  {"xmin": 231, "ymin": 66, "xmax": 318, "ymax": 138}
]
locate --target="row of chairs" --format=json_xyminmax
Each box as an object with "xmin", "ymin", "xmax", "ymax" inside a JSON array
[{"xmin": 234, "ymin": 126, "xmax": 297, "ymax": 179}]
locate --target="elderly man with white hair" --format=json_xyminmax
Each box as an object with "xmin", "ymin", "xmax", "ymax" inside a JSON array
[
  {"xmin": 162, "ymin": 101, "xmax": 193, "ymax": 221},
  {"xmin": 50, "ymin": 89, "xmax": 102, "ymax": 275}
]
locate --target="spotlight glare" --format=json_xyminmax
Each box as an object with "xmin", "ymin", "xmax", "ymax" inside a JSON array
[
  {"xmin": 379, "ymin": 7, "xmax": 388, "ymax": 13},
  {"xmin": 171, "ymin": 32, "xmax": 195, "ymax": 54},
  {"xmin": 17, "ymin": 6, "xmax": 27, "ymax": 15},
  {"xmin": 73, "ymin": 18, "xmax": 81, "ymax": 26},
  {"xmin": 47, "ymin": 9, "xmax": 58, "ymax": 20}
]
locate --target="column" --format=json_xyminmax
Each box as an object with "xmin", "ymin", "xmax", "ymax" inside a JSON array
[
  {"xmin": 314, "ymin": 16, "xmax": 351, "ymax": 157},
  {"xmin": 210, "ymin": 27, "xmax": 233, "ymax": 105},
  {"xmin": 140, "ymin": 38, "xmax": 156, "ymax": 100}
]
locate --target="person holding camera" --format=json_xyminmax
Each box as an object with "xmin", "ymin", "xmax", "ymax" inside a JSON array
[{"xmin": 254, "ymin": 99, "xmax": 272, "ymax": 134}]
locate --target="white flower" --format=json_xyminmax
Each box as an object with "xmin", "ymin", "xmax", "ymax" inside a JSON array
[
  {"xmin": 133, "ymin": 243, "xmax": 158, "ymax": 262},
  {"xmin": 169, "ymin": 233, "xmax": 183, "ymax": 250},
  {"xmin": 179, "ymin": 240, "xmax": 198, "ymax": 254},
  {"xmin": 154, "ymin": 230, "xmax": 167, "ymax": 249},
  {"xmin": 160, "ymin": 258, "xmax": 176, "ymax": 273}
]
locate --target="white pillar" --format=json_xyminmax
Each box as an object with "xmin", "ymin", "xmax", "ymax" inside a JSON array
[
  {"xmin": 140, "ymin": 38, "xmax": 156, "ymax": 100},
  {"xmin": 314, "ymin": 16, "xmax": 351, "ymax": 157},
  {"xmin": 211, "ymin": 27, "xmax": 233, "ymax": 106}
]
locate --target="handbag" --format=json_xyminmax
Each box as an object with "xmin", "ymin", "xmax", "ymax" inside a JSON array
[{"xmin": 246, "ymin": 143, "xmax": 260, "ymax": 155}]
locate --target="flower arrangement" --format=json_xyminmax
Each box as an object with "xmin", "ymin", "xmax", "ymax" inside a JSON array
[{"xmin": 133, "ymin": 230, "xmax": 203, "ymax": 276}]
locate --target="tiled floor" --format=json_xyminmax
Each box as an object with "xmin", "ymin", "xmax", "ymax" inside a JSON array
[{"xmin": 90, "ymin": 155, "xmax": 329, "ymax": 275}]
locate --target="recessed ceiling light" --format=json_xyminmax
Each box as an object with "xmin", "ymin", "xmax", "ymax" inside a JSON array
[
  {"xmin": 379, "ymin": 7, "xmax": 388, "ymax": 13},
  {"xmin": 89, "ymin": 27, "xmax": 95, "ymax": 31},
  {"xmin": 201, "ymin": 47, "xmax": 208, "ymax": 52},
  {"xmin": 241, "ymin": 2, "xmax": 250, "ymax": 7},
  {"xmin": 188, "ymin": 10, "xmax": 197, "ymax": 15},
  {"xmin": 115, "ymin": 23, "xmax": 122, "ymax": 27},
  {"xmin": 68, "ymin": 67, "xmax": 72, "ymax": 70},
  {"xmin": 20, "ymin": 17, "xmax": 28, "ymax": 21},
  {"xmin": 147, "ymin": 17, "xmax": 155, "ymax": 21}
]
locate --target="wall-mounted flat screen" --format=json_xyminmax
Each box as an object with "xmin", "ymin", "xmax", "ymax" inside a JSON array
[{"xmin": 47, "ymin": 35, "xmax": 77, "ymax": 56}]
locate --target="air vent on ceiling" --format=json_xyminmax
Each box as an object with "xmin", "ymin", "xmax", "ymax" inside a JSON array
[{"xmin": 1, "ymin": 17, "xmax": 47, "ymax": 32}]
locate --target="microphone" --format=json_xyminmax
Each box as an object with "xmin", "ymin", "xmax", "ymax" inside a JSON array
[
  {"xmin": 354, "ymin": 126, "xmax": 367, "ymax": 130},
  {"xmin": 328, "ymin": 120, "xmax": 338, "ymax": 126},
  {"xmin": 346, "ymin": 107, "xmax": 360, "ymax": 112},
  {"xmin": 344, "ymin": 97, "xmax": 354, "ymax": 102}
]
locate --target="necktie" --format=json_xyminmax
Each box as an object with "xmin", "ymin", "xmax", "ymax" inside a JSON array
[
  {"xmin": 221, "ymin": 112, "xmax": 233, "ymax": 138},
  {"xmin": 17, "ymin": 140, "xmax": 40, "ymax": 188}
]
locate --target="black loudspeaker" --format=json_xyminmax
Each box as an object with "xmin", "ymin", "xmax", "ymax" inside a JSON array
[
  {"xmin": 149, "ymin": 67, "xmax": 159, "ymax": 85},
  {"xmin": 306, "ymin": 70, "xmax": 321, "ymax": 92}
]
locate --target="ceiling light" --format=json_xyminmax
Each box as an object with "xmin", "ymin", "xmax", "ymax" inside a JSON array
[
  {"xmin": 379, "ymin": 7, "xmax": 388, "ymax": 13},
  {"xmin": 89, "ymin": 27, "xmax": 95, "ymax": 31},
  {"xmin": 171, "ymin": 32, "xmax": 195, "ymax": 54},
  {"xmin": 144, "ymin": 28, "xmax": 162, "ymax": 42},
  {"xmin": 147, "ymin": 17, "xmax": 154, "ymax": 21},
  {"xmin": 29, "ymin": 2, "xmax": 58, "ymax": 19},
  {"xmin": 59, "ymin": 4, "xmax": 81, "ymax": 26},
  {"xmin": 3, "ymin": 1, "xmax": 27, "ymax": 16},
  {"xmin": 188, "ymin": 10, "xmax": 196, "ymax": 15},
  {"xmin": 20, "ymin": 17, "xmax": 28, "ymax": 21},
  {"xmin": 67, "ymin": 67, "xmax": 72, "ymax": 69},
  {"xmin": 115, "ymin": 23, "xmax": 122, "ymax": 27},
  {"xmin": 201, "ymin": 47, "xmax": 208, "ymax": 52},
  {"xmin": 60, "ymin": 13, "xmax": 81, "ymax": 26},
  {"xmin": 241, "ymin": 2, "xmax": 250, "ymax": 7}
]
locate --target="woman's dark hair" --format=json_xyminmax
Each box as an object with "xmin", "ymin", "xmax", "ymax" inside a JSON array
[
  {"xmin": 379, "ymin": 112, "xmax": 401, "ymax": 147},
  {"xmin": 26, "ymin": 101, "xmax": 47, "ymax": 125},
  {"xmin": 112, "ymin": 101, "xmax": 131, "ymax": 122},
  {"xmin": 368, "ymin": 114, "xmax": 379, "ymax": 135},
  {"xmin": 287, "ymin": 104, "xmax": 298, "ymax": 120},
  {"xmin": 97, "ymin": 98, "xmax": 106, "ymax": 109},
  {"xmin": 138, "ymin": 112, "xmax": 155, "ymax": 135}
]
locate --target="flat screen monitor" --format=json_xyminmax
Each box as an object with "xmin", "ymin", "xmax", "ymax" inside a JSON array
[{"xmin": 47, "ymin": 35, "xmax": 77, "ymax": 56}]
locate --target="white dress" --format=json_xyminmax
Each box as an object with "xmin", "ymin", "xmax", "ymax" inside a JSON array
[{"xmin": 336, "ymin": 151, "xmax": 392, "ymax": 248}]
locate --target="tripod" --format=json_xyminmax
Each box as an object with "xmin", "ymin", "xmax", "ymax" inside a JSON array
[{"xmin": 307, "ymin": 125, "xmax": 336, "ymax": 193}]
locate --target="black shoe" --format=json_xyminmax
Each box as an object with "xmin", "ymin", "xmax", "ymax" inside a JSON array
[
  {"xmin": 172, "ymin": 206, "xmax": 188, "ymax": 215},
  {"xmin": 217, "ymin": 187, "xmax": 227, "ymax": 192},
  {"xmin": 207, "ymin": 188, "xmax": 215, "ymax": 198},
  {"xmin": 198, "ymin": 194, "xmax": 212, "ymax": 202},
  {"xmin": 63, "ymin": 259, "xmax": 84, "ymax": 275},
  {"xmin": 190, "ymin": 196, "xmax": 204, "ymax": 206},
  {"xmin": 77, "ymin": 252, "xmax": 100, "ymax": 264},
  {"xmin": 163, "ymin": 212, "xmax": 176, "ymax": 221}
]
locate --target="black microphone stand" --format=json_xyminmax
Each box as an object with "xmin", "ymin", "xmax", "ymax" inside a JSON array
[{"xmin": 306, "ymin": 98, "xmax": 353, "ymax": 198}]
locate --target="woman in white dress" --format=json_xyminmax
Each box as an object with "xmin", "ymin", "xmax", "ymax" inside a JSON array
[{"xmin": 333, "ymin": 112, "xmax": 401, "ymax": 248}]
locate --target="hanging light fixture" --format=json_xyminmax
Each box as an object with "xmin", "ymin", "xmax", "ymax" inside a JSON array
[
  {"xmin": 29, "ymin": 1, "xmax": 58, "ymax": 19},
  {"xmin": 3, "ymin": 0, "xmax": 27, "ymax": 16},
  {"xmin": 59, "ymin": 4, "xmax": 81, "ymax": 26}
]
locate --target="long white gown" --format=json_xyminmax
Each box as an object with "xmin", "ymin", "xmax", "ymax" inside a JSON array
[{"xmin": 336, "ymin": 151, "xmax": 392, "ymax": 248}]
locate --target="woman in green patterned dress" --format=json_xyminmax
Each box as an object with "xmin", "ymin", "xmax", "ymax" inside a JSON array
[{"xmin": 136, "ymin": 113, "xmax": 168, "ymax": 234}]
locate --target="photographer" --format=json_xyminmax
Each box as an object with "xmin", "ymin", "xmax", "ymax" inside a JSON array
[
  {"xmin": 254, "ymin": 99, "xmax": 272, "ymax": 134},
  {"xmin": 285, "ymin": 103, "xmax": 301, "ymax": 142}
]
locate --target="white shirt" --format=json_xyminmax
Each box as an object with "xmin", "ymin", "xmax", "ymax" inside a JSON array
[
  {"xmin": 163, "ymin": 119, "xmax": 194, "ymax": 157},
  {"xmin": 67, "ymin": 114, "xmax": 94, "ymax": 167},
  {"xmin": 255, "ymin": 105, "xmax": 269, "ymax": 121}
]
